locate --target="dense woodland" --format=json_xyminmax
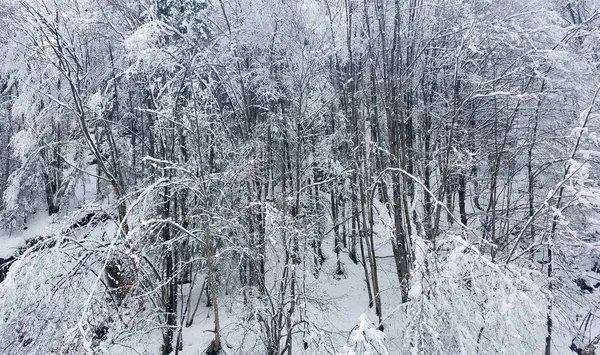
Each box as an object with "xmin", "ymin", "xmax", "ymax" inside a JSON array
[{"xmin": 1, "ymin": 0, "xmax": 600, "ymax": 354}]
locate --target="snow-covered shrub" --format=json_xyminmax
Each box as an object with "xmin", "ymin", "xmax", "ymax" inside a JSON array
[
  {"xmin": 401, "ymin": 235, "xmax": 547, "ymax": 355},
  {"xmin": 0, "ymin": 229, "xmax": 152, "ymax": 355},
  {"xmin": 338, "ymin": 314, "xmax": 389, "ymax": 355}
]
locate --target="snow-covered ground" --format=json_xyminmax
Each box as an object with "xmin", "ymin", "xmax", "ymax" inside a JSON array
[
  {"xmin": 0, "ymin": 208, "xmax": 591, "ymax": 355},
  {"xmin": 0, "ymin": 212, "xmax": 56, "ymax": 259}
]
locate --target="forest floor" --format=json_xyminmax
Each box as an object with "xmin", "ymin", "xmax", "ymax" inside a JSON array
[{"xmin": 0, "ymin": 211, "xmax": 581, "ymax": 354}]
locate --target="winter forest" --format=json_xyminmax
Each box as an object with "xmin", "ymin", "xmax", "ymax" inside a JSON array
[{"xmin": 3, "ymin": 0, "xmax": 600, "ymax": 354}]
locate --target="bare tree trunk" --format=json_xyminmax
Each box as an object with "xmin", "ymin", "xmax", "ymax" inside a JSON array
[{"xmin": 205, "ymin": 228, "xmax": 221, "ymax": 355}]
